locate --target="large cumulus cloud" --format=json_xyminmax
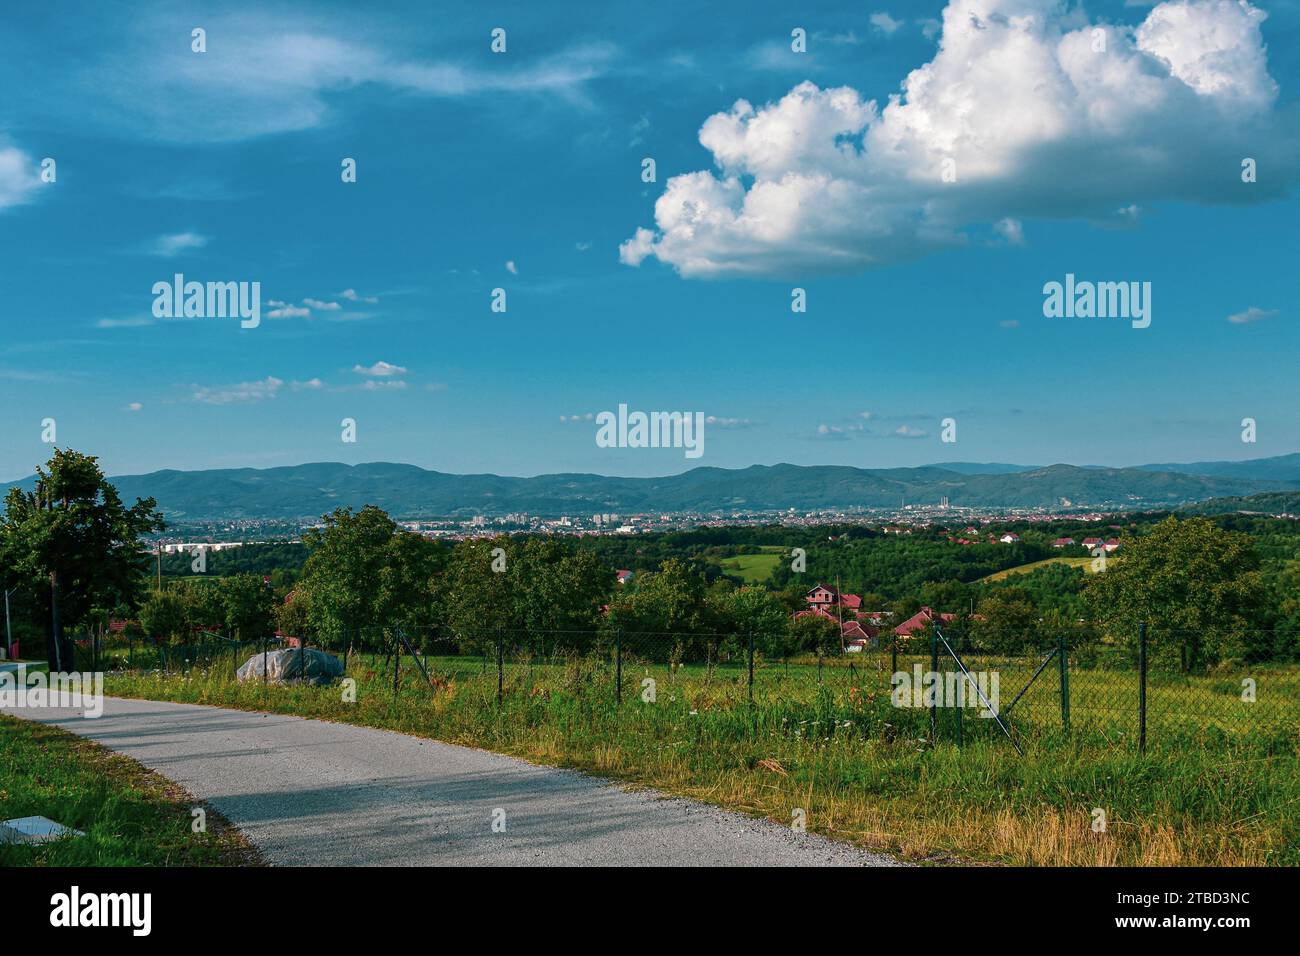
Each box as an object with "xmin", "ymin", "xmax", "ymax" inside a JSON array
[{"xmin": 621, "ymin": 0, "xmax": 1294, "ymax": 278}]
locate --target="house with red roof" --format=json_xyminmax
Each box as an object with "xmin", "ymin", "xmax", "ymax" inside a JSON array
[
  {"xmin": 893, "ymin": 606, "xmax": 957, "ymax": 637},
  {"xmin": 1052, "ymin": 537, "xmax": 1076, "ymax": 548}
]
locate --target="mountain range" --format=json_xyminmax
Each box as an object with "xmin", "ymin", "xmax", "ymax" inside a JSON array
[{"xmin": 7, "ymin": 454, "xmax": 1300, "ymax": 520}]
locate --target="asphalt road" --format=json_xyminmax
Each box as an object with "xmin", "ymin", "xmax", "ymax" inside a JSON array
[{"xmin": 2, "ymin": 696, "xmax": 902, "ymax": 867}]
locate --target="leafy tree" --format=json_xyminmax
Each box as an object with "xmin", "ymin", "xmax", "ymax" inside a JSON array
[
  {"xmin": 298, "ymin": 506, "xmax": 399, "ymax": 651},
  {"xmin": 0, "ymin": 449, "xmax": 163, "ymax": 669},
  {"xmin": 971, "ymin": 586, "xmax": 1040, "ymax": 654},
  {"xmin": 604, "ymin": 558, "xmax": 721, "ymax": 660},
  {"xmin": 709, "ymin": 586, "xmax": 791, "ymax": 657},
  {"xmin": 221, "ymin": 573, "xmax": 276, "ymax": 643},
  {"xmin": 1082, "ymin": 517, "xmax": 1264, "ymax": 670},
  {"xmin": 138, "ymin": 590, "xmax": 188, "ymax": 645}
]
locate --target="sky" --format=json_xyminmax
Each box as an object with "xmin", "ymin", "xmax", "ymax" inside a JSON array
[{"xmin": 1, "ymin": 0, "xmax": 1297, "ymax": 481}]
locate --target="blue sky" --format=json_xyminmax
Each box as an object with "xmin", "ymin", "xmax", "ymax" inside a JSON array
[{"xmin": 1, "ymin": 0, "xmax": 1297, "ymax": 481}]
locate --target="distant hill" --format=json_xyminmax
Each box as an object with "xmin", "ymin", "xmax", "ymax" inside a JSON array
[
  {"xmin": 929, "ymin": 462, "xmax": 1041, "ymax": 475},
  {"xmin": 1138, "ymin": 452, "xmax": 1300, "ymax": 483},
  {"xmin": 5, "ymin": 458, "xmax": 1298, "ymax": 520},
  {"xmin": 1178, "ymin": 490, "xmax": 1300, "ymax": 516}
]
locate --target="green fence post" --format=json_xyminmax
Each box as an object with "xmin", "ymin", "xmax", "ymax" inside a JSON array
[
  {"xmin": 749, "ymin": 631, "xmax": 756, "ymax": 697},
  {"xmin": 615, "ymin": 626, "xmax": 622, "ymax": 705},
  {"xmin": 1058, "ymin": 633, "xmax": 1071, "ymax": 734},
  {"xmin": 1138, "ymin": 621, "xmax": 1147, "ymax": 754},
  {"xmin": 496, "ymin": 626, "xmax": 504, "ymax": 705},
  {"xmin": 954, "ymin": 631, "xmax": 963, "ymax": 746},
  {"xmin": 929, "ymin": 626, "xmax": 939, "ymax": 740}
]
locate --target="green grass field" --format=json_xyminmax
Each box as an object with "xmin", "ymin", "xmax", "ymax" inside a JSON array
[
  {"xmin": 0, "ymin": 714, "xmax": 260, "ymax": 866},
  {"xmin": 100, "ymin": 646, "xmax": 1300, "ymax": 866},
  {"xmin": 717, "ymin": 547, "xmax": 786, "ymax": 583},
  {"xmin": 979, "ymin": 555, "xmax": 1098, "ymax": 582}
]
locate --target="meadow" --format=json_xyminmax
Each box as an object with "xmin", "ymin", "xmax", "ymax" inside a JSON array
[{"xmin": 100, "ymin": 641, "xmax": 1300, "ymax": 866}]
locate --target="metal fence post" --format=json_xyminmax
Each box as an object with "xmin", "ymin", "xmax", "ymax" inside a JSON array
[
  {"xmin": 891, "ymin": 639, "xmax": 898, "ymax": 679},
  {"xmin": 496, "ymin": 626, "xmax": 504, "ymax": 704},
  {"xmin": 615, "ymin": 626, "xmax": 622, "ymax": 705},
  {"xmin": 1138, "ymin": 621, "xmax": 1147, "ymax": 754},
  {"xmin": 1058, "ymin": 633, "xmax": 1071, "ymax": 734},
  {"xmin": 392, "ymin": 632, "xmax": 400, "ymax": 695},
  {"xmin": 262, "ymin": 635, "xmax": 267, "ymax": 686},
  {"xmin": 929, "ymin": 626, "xmax": 939, "ymax": 739},
  {"xmin": 954, "ymin": 631, "xmax": 963, "ymax": 746},
  {"xmin": 747, "ymin": 631, "xmax": 754, "ymax": 702}
]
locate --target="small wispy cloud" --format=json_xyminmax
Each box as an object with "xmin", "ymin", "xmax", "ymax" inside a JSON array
[
  {"xmin": 340, "ymin": 288, "xmax": 379, "ymax": 304},
  {"xmin": 993, "ymin": 217, "xmax": 1025, "ymax": 245},
  {"xmin": 893, "ymin": 425, "xmax": 928, "ymax": 438},
  {"xmin": 303, "ymin": 298, "xmax": 341, "ymax": 311},
  {"xmin": 126, "ymin": 402, "xmax": 143, "ymax": 412},
  {"xmin": 148, "ymin": 232, "xmax": 208, "ymax": 257},
  {"xmin": 96, "ymin": 316, "xmax": 154, "ymax": 329},
  {"xmin": 191, "ymin": 377, "xmax": 285, "ymax": 405},
  {"xmin": 1227, "ymin": 306, "xmax": 1278, "ymax": 325},
  {"xmin": 505, "ymin": 260, "xmax": 518, "ymax": 275},
  {"xmin": 353, "ymin": 361, "xmax": 407, "ymax": 377},
  {"xmin": 870, "ymin": 12, "xmax": 903, "ymax": 35}
]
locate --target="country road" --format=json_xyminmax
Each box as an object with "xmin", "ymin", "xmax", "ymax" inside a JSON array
[{"xmin": 1, "ymin": 696, "xmax": 902, "ymax": 867}]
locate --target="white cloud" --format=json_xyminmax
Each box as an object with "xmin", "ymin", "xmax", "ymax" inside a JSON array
[
  {"xmin": 339, "ymin": 288, "xmax": 378, "ymax": 304},
  {"xmin": 362, "ymin": 379, "xmax": 407, "ymax": 391},
  {"xmin": 96, "ymin": 316, "xmax": 154, "ymax": 329},
  {"xmin": 126, "ymin": 402, "xmax": 143, "ymax": 412},
  {"xmin": 505, "ymin": 260, "xmax": 518, "ymax": 275},
  {"xmin": 78, "ymin": 13, "xmax": 619, "ymax": 142},
  {"xmin": 353, "ymin": 360, "xmax": 407, "ymax": 377},
  {"xmin": 191, "ymin": 377, "xmax": 285, "ymax": 405},
  {"xmin": 894, "ymin": 425, "xmax": 928, "ymax": 438},
  {"xmin": 303, "ymin": 298, "xmax": 341, "ymax": 311},
  {"xmin": 267, "ymin": 305, "xmax": 310, "ymax": 319},
  {"xmin": 994, "ymin": 217, "xmax": 1025, "ymax": 245},
  {"xmin": 622, "ymin": 0, "xmax": 1290, "ymax": 278},
  {"xmin": 1226, "ymin": 305, "xmax": 1278, "ymax": 324},
  {"xmin": 870, "ymin": 12, "xmax": 904, "ymax": 36},
  {"xmin": 148, "ymin": 232, "xmax": 208, "ymax": 257},
  {"xmin": 0, "ymin": 144, "xmax": 41, "ymax": 210}
]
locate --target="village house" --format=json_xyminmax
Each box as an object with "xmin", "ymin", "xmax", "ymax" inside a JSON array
[{"xmin": 1052, "ymin": 537, "xmax": 1076, "ymax": 548}]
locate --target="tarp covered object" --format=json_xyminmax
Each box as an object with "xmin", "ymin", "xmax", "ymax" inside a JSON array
[{"xmin": 237, "ymin": 648, "xmax": 344, "ymax": 685}]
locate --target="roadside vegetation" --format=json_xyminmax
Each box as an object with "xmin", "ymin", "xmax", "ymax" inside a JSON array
[
  {"xmin": 0, "ymin": 715, "xmax": 260, "ymax": 866},
  {"xmin": 4, "ymin": 448, "xmax": 1299, "ymax": 866}
]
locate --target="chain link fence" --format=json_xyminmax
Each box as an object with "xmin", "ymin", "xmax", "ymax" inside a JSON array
[{"xmin": 105, "ymin": 622, "xmax": 1299, "ymax": 753}]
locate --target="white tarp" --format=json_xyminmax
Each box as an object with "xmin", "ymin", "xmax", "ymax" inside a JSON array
[{"xmin": 237, "ymin": 648, "xmax": 344, "ymax": 685}]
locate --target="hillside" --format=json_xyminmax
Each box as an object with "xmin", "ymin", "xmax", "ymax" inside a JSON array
[{"xmin": 5, "ymin": 458, "xmax": 1297, "ymax": 520}]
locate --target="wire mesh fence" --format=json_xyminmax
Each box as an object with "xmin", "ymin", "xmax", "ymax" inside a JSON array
[{"xmin": 103, "ymin": 622, "xmax": 1299, "ymax": 753}]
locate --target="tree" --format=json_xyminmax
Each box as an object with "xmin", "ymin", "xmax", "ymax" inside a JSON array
[
  {"xmin": 1082, "ymin": 517, "xmax": 1263, "ymax": 670},
  {"xmin": 298, "ymin": 506, "xmax": 399, "ymax": 651},
  {"xmin": 0, "ymin": 449, "xmax": 164, "ymax": 669},
  {"xmin": 604, "ymin": 559, "xmax": 721, "ymax": 661},
  {"xmin": 139, "ymin": 590, "xmax": 188, "ymax": 645},
  {"xmin": 971, "ymin": 586, "xmax": 1040, "ymax": 654},
  {"xmin": 221, "ymin": 573, "xmax": 276, "ymax": 644},
  {"xmin": 709, "ymin": 586, "xmax": 791, "ymax": 657}
]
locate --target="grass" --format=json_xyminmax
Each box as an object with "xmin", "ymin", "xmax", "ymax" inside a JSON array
[
  {"xmin": 979, "ymin": 555, "xmax": 1098, "ymax": 582},
  {"xmin": 99, "ymin": 648, "xmax": 1300, "ymax": 867},
  {"xmin": 717, "ymin": 547, "xmax": 786, "ymax": 583},
  {"xmin": 0, "ymin": 714, "xmax": 261, "ymax": 866}
]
